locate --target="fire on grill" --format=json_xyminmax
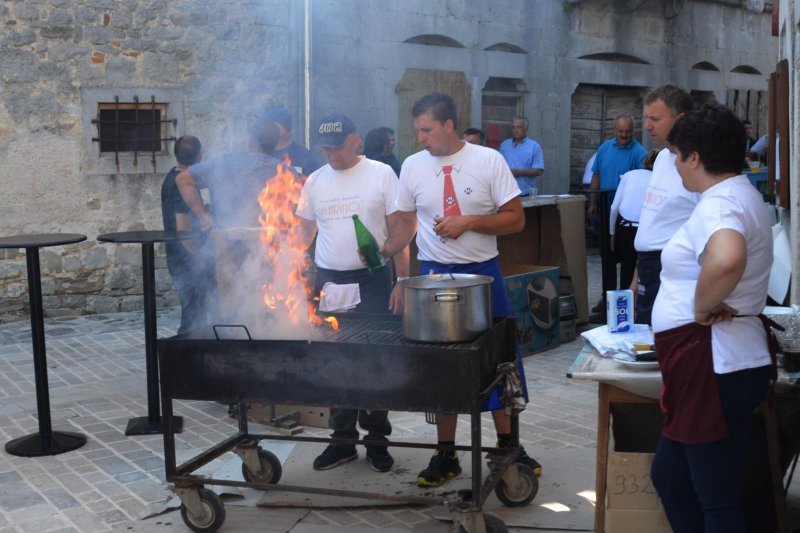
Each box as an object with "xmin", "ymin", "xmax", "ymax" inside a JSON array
[{"xmin": 207, "ymin": 159, "xmax": 337, "ymax": 339}]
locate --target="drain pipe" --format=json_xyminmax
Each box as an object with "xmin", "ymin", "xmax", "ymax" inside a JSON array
[{"xmin": 303, "ymin": 0, "xmax": 312, "ymax": 149}]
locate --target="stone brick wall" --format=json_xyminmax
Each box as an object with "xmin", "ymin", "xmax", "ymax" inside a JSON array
[
  {"xmin": 0, "ymin": 0, "xmax": 302, "ymax": 321},
  {"xmin": 308, "ymin": 0, "xmax": 776, "ymax": 194}
]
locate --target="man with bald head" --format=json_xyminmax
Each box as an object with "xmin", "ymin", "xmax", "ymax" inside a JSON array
[
  {"xmin": 587, "ymin": 114, "xmax": 649, "ymax": 311},
  {"xmin": 588, "ymin": 114, "xmax": 648, "ymax": 216}
]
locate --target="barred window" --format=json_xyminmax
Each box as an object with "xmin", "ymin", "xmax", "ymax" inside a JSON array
[
  {"xmin": 91, "ymin": 95, "xmax": 176, "ymax": 172},
  {"xmin": 81, "ymin": 88, "xmax": 184, "ymax": 175}
]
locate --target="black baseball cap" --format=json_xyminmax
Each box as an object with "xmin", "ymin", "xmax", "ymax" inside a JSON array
[{"xmin": 317, "ymin": 113, "xmax": 357, "ymax": 148}]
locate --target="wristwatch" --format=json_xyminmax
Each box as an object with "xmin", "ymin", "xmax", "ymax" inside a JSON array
[{"xmin": 396, "ymin": 276, "xmax": 410, "ymax": 283}]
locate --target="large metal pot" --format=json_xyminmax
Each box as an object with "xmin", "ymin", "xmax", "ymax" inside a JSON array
[{"xmin": 402, "ymin": 273, "xmax": 493, "ymax": 342}]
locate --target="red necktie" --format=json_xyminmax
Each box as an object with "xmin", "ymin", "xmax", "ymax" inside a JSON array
[{"xmin": 442, "ymin": 165, "xmax": 461, "ymax": 216}]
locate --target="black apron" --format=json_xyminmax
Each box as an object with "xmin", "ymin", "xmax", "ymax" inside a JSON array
[{"xmin": 654, "ymin": 315, "xmax": 781, "ymax": 444}]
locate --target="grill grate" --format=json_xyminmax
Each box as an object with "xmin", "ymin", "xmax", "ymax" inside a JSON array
[
  {"xmin": 316, "ymin": 317, "xmax": 473, "ymax": 349},
  {"xmin": 200, "ymin": 315, "xmax": 483, "ymax": 349}
]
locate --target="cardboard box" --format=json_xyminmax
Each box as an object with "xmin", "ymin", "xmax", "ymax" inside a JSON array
[
  {"xmin": 605, "ymin": 508, "xmax": 672, "ymax": 533},
  {"xmin": 502, "ymin": 264, "xmax": 560, "ymax": 355},
  {"xmin": 605, "ymin": 405, "xmax": 672, "ymax": 532},
  {"xmin": 606, "ymin": 452, "xmax": 661, "ymax": 510}
]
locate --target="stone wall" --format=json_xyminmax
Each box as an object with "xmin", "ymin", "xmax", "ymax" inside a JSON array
[
  {"xmin": 309, "ymin": 0, "xmax": 776, "ymax": 193},
  {"xmin": 0, "ymin": 0, "xmax": 302, "ymax": 321}
]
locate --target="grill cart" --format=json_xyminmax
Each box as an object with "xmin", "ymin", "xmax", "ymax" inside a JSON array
[{"xmin": 158, "ymin": 315, "xmax": 537, "ymax": 532}]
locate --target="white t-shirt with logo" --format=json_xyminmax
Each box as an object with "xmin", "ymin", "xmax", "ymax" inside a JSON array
[
  {"xmin": 652, "ymin": 175, "xmax": 772, "ymax": 373},
  {"xmin": 634, "ymin": 148, "xmax": 701, "ymax": 252},
  {"xmin": 296, "ymin": 156, "xmax": 398, "ymax": 271},
  {"xmin": 397, "ymin": 142, "xmax": 520, "ymax": 264}
]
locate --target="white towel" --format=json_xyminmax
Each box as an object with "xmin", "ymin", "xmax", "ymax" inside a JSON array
[
  {"xmin": 318, "ymin": 282, "xmax": 361, "ymax": 312},
  {"xmin": 580, "ymin": 324, "xmax": 653, "ymax": 357}
]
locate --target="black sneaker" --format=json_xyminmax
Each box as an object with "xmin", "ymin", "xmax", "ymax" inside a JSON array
[
  {"xmin": 517, "ymin": 446, "xmax": 542, "ymax": 477},
  {"xmin": 366, "ymin": 447, "xmax": 394, "ymax": 472},
  {"xmin": 313, "ymin": 445, "xmax": 358, "ymax": 471},
  {"xmin": 417, "ymin": 450, "xmax": 462, "ymax": 487}
]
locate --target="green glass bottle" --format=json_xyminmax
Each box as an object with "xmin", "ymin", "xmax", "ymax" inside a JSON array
[{"xmin": 352, "ymin": 214, "xmax": 386, "ymax": 273}]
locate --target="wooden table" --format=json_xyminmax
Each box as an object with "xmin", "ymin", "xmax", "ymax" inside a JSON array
[
  {"xmin": 0, "ymin": 233, "xmax": 88, "ymax": 457},
  {"xmin": 568, "ymin": 346, "xmax": 660, "ymax": 531},
  {"xmin": 569, "ymin": 345, "xmax": 790, "ymax": 533}
]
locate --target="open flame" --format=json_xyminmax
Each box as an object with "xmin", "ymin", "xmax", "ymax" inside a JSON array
[{"xmin": 257, "ymin": 159, "xmax": 339, "ymax": 331}]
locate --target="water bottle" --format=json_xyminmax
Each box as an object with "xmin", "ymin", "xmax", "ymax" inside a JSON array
[{"xmin": 352, "ymin": 214, "xmax": 386, "ymax": 273}]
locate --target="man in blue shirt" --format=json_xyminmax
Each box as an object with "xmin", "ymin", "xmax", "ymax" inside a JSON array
[
  {"xmin": 587, "ymin": 114, "xmax": 648, "ymax": 316},
  {"xmin": 587, "ymin": 115, "xmax": 647, "ymax": 216},
  {"xmin": 499, "ymin": 116, "xmax": 545, "ymax": 195}
]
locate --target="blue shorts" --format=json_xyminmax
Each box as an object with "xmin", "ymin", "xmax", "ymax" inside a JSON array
[{"xmin": 419, "ymin": 257, "xmax": 529, "ymax": 412}]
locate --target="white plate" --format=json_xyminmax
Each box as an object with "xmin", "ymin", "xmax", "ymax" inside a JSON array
[{"xmin": 614, "ymin": 359, "xmax": 659, "ymax": 370}]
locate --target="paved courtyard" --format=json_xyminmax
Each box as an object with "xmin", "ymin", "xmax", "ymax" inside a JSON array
[{"xmin": 0, "ymin": 250, "xmax": 797, "ymax": 532}]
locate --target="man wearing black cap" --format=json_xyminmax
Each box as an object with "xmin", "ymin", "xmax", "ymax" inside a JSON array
[
  {"xmin": 260, "ymin": 105, "xmax": 320, "ymax": 176},
  {"xmin": 295, "ymin": 113, "xmax": 409, "ymax": 473}
]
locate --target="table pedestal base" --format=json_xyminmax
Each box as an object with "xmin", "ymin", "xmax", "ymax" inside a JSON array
[
  {"xmin": 5, "ymin": 430, "xmax": 87, "ymax": 457},
  {"xmin": 125, "ymin": 415, "xmax": 183, "ymax": 436}
]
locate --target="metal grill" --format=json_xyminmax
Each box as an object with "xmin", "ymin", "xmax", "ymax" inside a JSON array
[{"xmin": 322, "ymin": 317, "xmax": 471, "ymax": 348}]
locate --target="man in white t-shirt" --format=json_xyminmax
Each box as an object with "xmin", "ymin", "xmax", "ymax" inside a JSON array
[
  {"xmin": 632, "ymin": 84, "xmax": 698, "ymax": 324},
  {"xmin": 382, "ymin": 92, "xmax": 542, "ymax": 487},
  {"xmin": 296, "ymin": 113, "xmax": 409, "ymax": 474}
]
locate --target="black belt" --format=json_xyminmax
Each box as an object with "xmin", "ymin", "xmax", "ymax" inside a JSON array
[
  {"xmin": 638, "ymin": 250, "xmax": 662, "ymax": 258},
  {"xmin": 617, "ymin": 216, "xmax": 638, "ymax": 228},
  {"xmin": 316, "ymin": 266, "xmax": 370, "ymax": 275}
]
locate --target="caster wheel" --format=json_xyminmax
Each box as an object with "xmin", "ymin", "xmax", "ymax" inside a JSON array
[
  {"xmin": 242, "ymin": 448, "xmax": 283, "ymax": 484},
  {"xmin": 495, "ymin": 463, "xmax": 538, "ymax": 507},
  {"xmin": 458, "ymin": 513, "xmax": 508, "ymax": 533},
  {"xmin": 180, "ymin": 488, "xmax": 226, "ymax": 533}
]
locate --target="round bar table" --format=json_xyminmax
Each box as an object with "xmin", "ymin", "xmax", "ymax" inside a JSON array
[
  {"xmin": 0, "ymin": 233, "xmax": 88, "ymax": 457},
  {"xmin": 97, "ymin": 230, "xmax": 198, "ymax": 435}
]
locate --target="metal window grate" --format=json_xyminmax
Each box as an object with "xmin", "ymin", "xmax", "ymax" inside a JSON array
[{"xmin": 91, "ymin": 95, "xmax": 177, "ymax": 172}]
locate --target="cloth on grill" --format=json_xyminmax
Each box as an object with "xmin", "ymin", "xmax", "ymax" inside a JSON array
[
  {"xmin": 318, "ymin": 282, "xmax": 361, "ymax": 312},
  {"xmin": 497, "ymin": 361, "xmax": 526, "ymax": 415}
]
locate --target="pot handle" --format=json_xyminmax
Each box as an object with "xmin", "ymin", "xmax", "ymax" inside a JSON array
[{"xmin": 434, "ymin": 292, "xmax": 461, "ymax": 302}]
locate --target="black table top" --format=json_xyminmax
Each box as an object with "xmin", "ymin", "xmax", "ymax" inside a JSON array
[
  {"xmin": 0, "ymin": 233, "xmax": 87, "ymax": 249},
  {"xmin": 97, "ymin": 230, "xmax": 201, "ymax": 244}
]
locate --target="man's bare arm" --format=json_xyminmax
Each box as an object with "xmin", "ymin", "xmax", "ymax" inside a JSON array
[
  {"xmin": 175, "ymin": 213, "xmax": 201, "ymax": 256},
  {"xmin": 297, "ymin": 218, "xmax": 318, "ymax": 250},
  {"xmin": 382, "ymin": 211, "xmax": 418, "ymax": 260},
  {"xmin": 176, "ymin": 169, "xmax": 214, "ymax": 231}
]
